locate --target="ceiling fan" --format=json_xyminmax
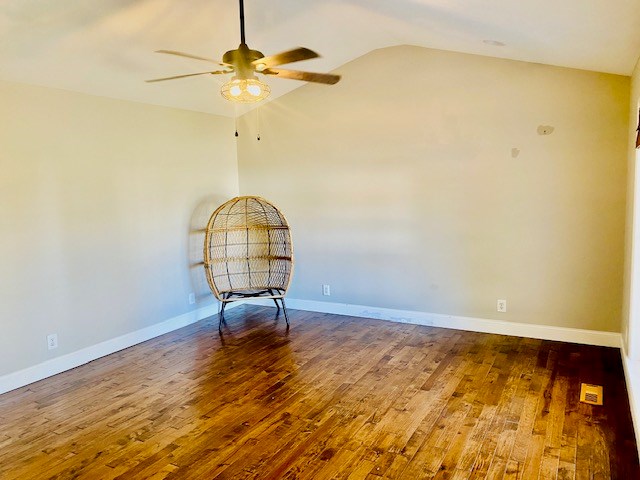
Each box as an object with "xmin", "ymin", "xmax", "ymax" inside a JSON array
[{"xmin": 146, "ymin": 0, "xmax": 341, "ymax": 103}]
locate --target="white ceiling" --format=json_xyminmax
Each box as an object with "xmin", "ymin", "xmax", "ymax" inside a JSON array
[{"xmin": 1, "ymin": 0, "xmax": 640, "ymax": 117}]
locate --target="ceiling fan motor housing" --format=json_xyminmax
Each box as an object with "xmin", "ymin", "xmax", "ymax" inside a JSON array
[{"xmin": 223, "ymin": 44, "xmax": 265, "ymax": 79}]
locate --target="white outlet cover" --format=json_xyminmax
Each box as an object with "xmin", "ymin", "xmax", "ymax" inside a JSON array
[
  {"xmin": 322, "ymin": 285, "xmax": 331, "ymax": 296},
  {"xmin": 188, "ymin": 293, "xmax": 196, "ymax": 305},
  {"xmin": 47, "ymin": 333, "xmax": 58, "ymax": 350},
  {"xmin": 497, "ymin": 299, "xmax": 507, "ymax": 312}
]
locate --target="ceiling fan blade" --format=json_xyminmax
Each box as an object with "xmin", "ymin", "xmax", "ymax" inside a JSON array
[
  {"xmin": 253, "ymin": 47, "xmax": 320, "ymax": 69},
  {"xmin": 155, "ymin": 50, "xmax": 228, "ymax": 66},
  {"xmin": 146, "ymin": 71, "xmax": 228, "ymax": 83},
  {"xmin": 263, "ymin": 68, "xmax": 340, "ymax": 85}
]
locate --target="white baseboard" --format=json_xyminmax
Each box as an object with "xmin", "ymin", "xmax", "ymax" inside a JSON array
[
  {"xmin": 621, "ymin": 344, "xmax": 640, "ymax": 457},
  {"xmin": 0, "ymin": 302, "xmax": 239, "ymax": 395},
  {"xmin": 247, "ymin": 297, "xmax": 621, "ymax": 348},
  {"xmin": 1, "ymin": 298, "xmax": 622, "ymax": 396}
]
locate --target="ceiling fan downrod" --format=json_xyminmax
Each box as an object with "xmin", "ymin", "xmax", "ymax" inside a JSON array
[{"xmin": 239, "ymin": 0, "xmax": 246, "ymax": 45}]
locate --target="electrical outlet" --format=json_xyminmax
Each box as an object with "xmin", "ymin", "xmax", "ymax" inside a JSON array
[
  {"xmin": 322, "ymin": 284, "xmax": 331, "ymax": 296},
  {"xmin": 188, "ymin": 293, "xmax": 196, "ymax": 305},
  {"xmin": 47, "ymin": 333, "xmax": 58, "ymax": 350},
  {"xmin": 497, "ymin": 299, "xmax": 507, "ymax": 313}
]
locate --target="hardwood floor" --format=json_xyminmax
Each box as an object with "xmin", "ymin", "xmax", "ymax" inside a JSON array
[{"xmin": 0, "ymin": 305, "xmax": 638, "ymax": 479}]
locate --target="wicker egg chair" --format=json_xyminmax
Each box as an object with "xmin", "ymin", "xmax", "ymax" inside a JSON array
[{"xmin": 203, "ymin": 196, "xmax": 293, "ymax": 331}]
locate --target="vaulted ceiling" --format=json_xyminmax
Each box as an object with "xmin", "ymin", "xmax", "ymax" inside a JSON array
[{"xmin": 2, "ymin": 0, "xmax": 640, "ymax": 117}]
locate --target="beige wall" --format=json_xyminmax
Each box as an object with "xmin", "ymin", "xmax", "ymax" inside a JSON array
[
  {"xmin": 0, "ymin": 80, "xmax": 238, "ymax": 376},
  {"xmin": 0, "ymin": 45, "xmax": 631, "ymax": 380},
  {"xmin": 622, "ymin": 57, "xmax": 640, "ymax": 354},
  {"xmin": 237, "ymin": 45, "xmax": 629, "ymax": 332}
]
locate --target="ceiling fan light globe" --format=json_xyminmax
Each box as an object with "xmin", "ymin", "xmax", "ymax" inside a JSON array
[
  {"xmin": 247, "ymin": 84, "xmax": 262, "ymax": 96},
  {"xmin": 221, "ymin": 78, "xmax": 270, "ymax": 103}
]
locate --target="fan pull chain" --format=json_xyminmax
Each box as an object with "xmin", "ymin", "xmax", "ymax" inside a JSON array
[
  {"xmin": 256, "ymin": 107, "xmax": 261, "ymax": 141},
  {"xmin": 234, "ymin": 105, "xmax": 239, "ymax": 137}
]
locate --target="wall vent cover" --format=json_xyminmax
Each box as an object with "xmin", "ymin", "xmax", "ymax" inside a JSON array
[{"xmin": 580, "ymin": 383, "xmax": 603, "ymax": 406}]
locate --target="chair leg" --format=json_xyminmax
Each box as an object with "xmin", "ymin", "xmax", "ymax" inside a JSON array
[
  {"xmin": 218, "ymin": 300, "xmax": 227, "ymax": 333},
  {"xmin": 269, "ymin": 290, "xmax": 281, "ymax": 311},
  {"xmin": 280, "ymin": 297, "xmax": 290, "ymax": 328}
]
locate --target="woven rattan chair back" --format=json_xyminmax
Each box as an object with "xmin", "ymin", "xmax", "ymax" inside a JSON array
[{"xmin": 203, "ymin": 196, "xmax": 293, "ymax": 330}]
